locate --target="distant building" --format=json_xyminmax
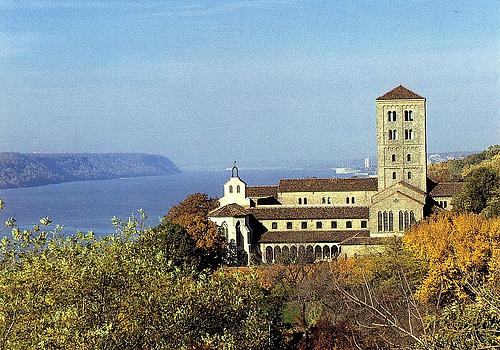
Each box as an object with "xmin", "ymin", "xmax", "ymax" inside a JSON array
[{"xmin": 209, "ymin": 86, "xmax": 464, "ymax": 264}]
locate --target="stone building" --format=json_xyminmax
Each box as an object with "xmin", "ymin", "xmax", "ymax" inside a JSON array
[{"xmin": 209, "ymin": 85, "xmax": 464, "ymax": 264}]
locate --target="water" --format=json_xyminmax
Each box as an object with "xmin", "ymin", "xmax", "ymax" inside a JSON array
[{"xmin": 0, "ymin": 168, "xmax": 344, "ymax": 235}]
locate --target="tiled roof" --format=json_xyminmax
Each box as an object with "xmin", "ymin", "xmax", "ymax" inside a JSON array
[
  {"xmin": 376, "ymin": 85, "xmax": 425, "ymax": 100},
  {"xmin": 259, "ymin": 230, "xmax": 369, "ymax": 243},
  {"xmin": 246, "ymin": 186, "xmax": 278, "ymax": 197},
  {"xmin": 249, "ymin": 206, "xmax": 369, "ymax": 220},
  {"xmin": 399, "ymin": 181, "xmax": 426, "ymax": 196},
  {"xmin": 429, "ymin": 182, "xmax": 464, "ymax": 197},
  {"xmin": 209, "ymin": 203, "xmax": 250, "ymax": 218},
  {"xmin": 278, "ymin": 177, "xmax": 378, "ymax": 193}
]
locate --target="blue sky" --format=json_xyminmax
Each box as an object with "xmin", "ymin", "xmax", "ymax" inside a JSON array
[{"xmin": 0, "ymin": 0, "xmax": 498, "ymax": 169}]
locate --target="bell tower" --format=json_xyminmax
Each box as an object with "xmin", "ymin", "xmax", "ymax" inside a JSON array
[{"xmin": 376, "ymin": 85, "xmax": 427, "ymax": 193}]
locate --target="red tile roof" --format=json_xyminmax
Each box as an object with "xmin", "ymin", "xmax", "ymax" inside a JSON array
[
  {"xmin": 376, "ymin": 85, "xmax": 425, "ymax": 100},
  {"xmin": 249, "ymin": 206, "xmax": 369, "ymax": 220},
  {"xmin": 209, "ymin": 203, "xmax": 250, "ymax": 218},
  {"xmin": 259, "ymin": 230, "xmax": 369, "ymax": 243},
  {"xmin": 246, "ymin": 186, "xmax": 278, "ymax": 197},
  {"xmin": 278, "ymin": 177, "xmax": 378, "ymax": 193},
  {"xmin": 429, "ymin": 182, "xmax": 464, "ymax": 197}
]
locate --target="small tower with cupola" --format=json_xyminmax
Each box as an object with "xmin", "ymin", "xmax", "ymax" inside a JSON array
[
  {"xmin": 218, "ymin": 162, "xmax": 251, "ymax": 207},
  {"xmin": 375, "ymin": 85, "xmax": 427, "ymax": 193}
]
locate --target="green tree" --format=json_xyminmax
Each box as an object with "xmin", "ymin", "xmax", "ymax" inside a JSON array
[{"xmin": 453, "ymin": 167, "xmax": 499, "ymax": 215}]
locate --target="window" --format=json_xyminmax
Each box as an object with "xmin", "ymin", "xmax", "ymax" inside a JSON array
[
  {"xmin": 387, "ymin": 111, "xmax": 396, "ymax": 122},
  {"xmin": 393, "ymin": 129, "xmax": 398, "ymax": 140},
  {"xmin": 404, "ymin": 110, "xmax": 413, "ymax": 121},
  {"xmin": 399, "ymin": 211, "xmax": 404, "ymax": 231},
  {"xmin": 271, "ymin": 222, "xmax": 277, "ymax": 230},
  {"xmin": 383, "ymin": 211, "xmax": 388, "ymax": 231},
  {"xmin": 351, "ymin": 197, "xmax": 355, "ymax": 204},
  {"xmin": 404, "ymin": 211, "xmax": 409, "ymax": 229},
  {"xmin": 361, "ymin": 220, "xmax": 367, "ymax": 228},
  {"xmin": 303, "ymin": 197, "xmax": 308, "ymax": 205},
  {"xmin": 229, "ymin": 185, "xmax": 233, "ymax": 193},
  {"xmin": 392, "ymin": 154, "xmax": 396, "ymax": 162},
  {"xmin": 346, "ymin": 197, "xmax": 350, "ymax": 204},
  {"xmin": 389, "ymin": 130, "xmax": 393, "ymax": 140},
  {"xmin": 407, "ymin": 153, "xmax": 411, "ymax": 162},
  {"xmin": 236, "ymin": 185, "xmax": 240, "ymax": 193},
  {"xmin": 327, "ymin": 197, "xmax": 331, "ymax": 204},
  {"xmin": 322, "ymin": 197, "xmax": 326, "ymax": 204},
  {"xmin": 392, "ymin": 172, "xmax": 397, "ymax": 180},
  {"xmin": 298, "ymin": 198, "xmax": 302, "ymax": 205},
  {"xmin": 408, "ymin": 171, "xmax": 412, "ymax": 179},
  {"xmin": 410, "ymin": 211, "xmax": 416, "ymax": 225},
  {"xmin": 389, "ymin": 211, "xmax": 394, "ymax": 231},
  {"xmin": 346, "ymin": 221, "xmax": 352, "ymax": 229},
  {"xmin": 316, "ymin": 222, "xmax": 323, "ymax": 229},
  {"xmin": 405, "ymin": 129, "xmax": 414, "ymax": 140},
  {"xmin": 444, "ymin": 201, "xmax": 448, "ymax": 209},
  {"xmin": 378, "ymin": 212, "xmax": 383, "ymax": 231},
  {"xmin": 331, "ymin": 221, "xmax": 337, "ymax": 229},
  {"xmin": 387, "ymin": 111, "xmax": 391, "ymax": 121},
  {"xmin": 287, "ymin": 222, "xmax": 292, "ymax": 230},
  {"xmin": 301, "ymin": 221, "xmax": 307, "ymax": 229}
]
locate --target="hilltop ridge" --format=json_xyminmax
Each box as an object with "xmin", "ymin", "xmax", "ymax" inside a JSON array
[{"xmin": 0, "ymin": 153, "xmax": 181, "ymax": 189}]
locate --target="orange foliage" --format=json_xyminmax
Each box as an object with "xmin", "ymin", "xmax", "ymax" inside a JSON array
[{"xmin": 403, "ymin": 212, "xmax": 500, "ymax": 303}]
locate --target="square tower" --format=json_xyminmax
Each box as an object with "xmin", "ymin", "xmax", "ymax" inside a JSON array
[{"xmin": 376, "ymin": 85, "xmax": 427, "ymax": 193}]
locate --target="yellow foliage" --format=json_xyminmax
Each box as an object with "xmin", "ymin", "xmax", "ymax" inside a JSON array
[{"xmin": 403, "ymin": 212, "xmax": 500, "ymax": 304}]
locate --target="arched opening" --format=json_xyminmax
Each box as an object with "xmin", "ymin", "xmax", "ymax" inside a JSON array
[
  {"xmin": 327, "ymin": 197, "xmax": 331, "ymax": 204},
  {"xmin": 351, "ymin": 197, "xmax": 355, "ymax": 204},
  {"xmin": 399, "ymin": 211, "xmax": 404, "ymax": 231},
  {"xmin": 274, "ymin": 246, "xmax": 282, "ymax": 263},
  {"xmin": 235, "ymin": 221, "xmax": 244, "ymax": 251},
  {"xmin": 407, "ymin": 153, "xmax": 411, "ymax": 162},
  {"xmin": 346, "ymin": 221, "xmax": 352, "ymax": 229},
  {"xmin": 298, "ymin": 245, "xmax": 306, "ymax": 261},
  {"xmin": 331, "ymin": 245, "xmax": 339, "ymax": 259},
  {"xmin": 389, "ymin": 130, "xmax": 393, "ymax": 140},
  {"xmin": 229, "ymin": 185, "xmax": 233, "ymax": 193},
  {"xmin": 383, "ymin": 212, "xmax": 388, "ymax": 231},
  {"xmin": 404, "ymin": 211, "xmax": 409, "ymax": 229},
  {"xmin": 306, "ymin": 246, "xmax": 314, "ymax": 263},
  {"xmin": 290, "ymin": 245, "xmax": 298, "ymax": 260},
  {"xmin": 236, "ymin": 185, "xmax": 241, "ymax": 193},
  {"xmin": 322, "ymin": 197, "xmax": 326, "ymax": 204},
  {"xmin": 392, "ymin": 172, "xmax": 397, "ymax": 180},
  {"xmin": 346, "ymin": 197, "xmax": 350, "ymax": 204},
  {"xmin": 315, "ymin": 246, "xmax": 322, "ymax": 260},
  {"xmin": 323, "ymin": 245, "xmax": 330, "ymax": 260},
  {"xmin": 393, "ymin": 130, "xmax": 398, "ymax": 140},
  {"xmin": 298, "ymin": 198, "xmax": 302, "ymax": 205},
  {"xmin": 221, "ymin": 222, "xmax": 228, "ymax": 239},
  {"xmin": 392, "ymin": 154, "xmax": 396, "ymax": 162},
  {"xmin": 389, "ymin": 211, "xmax": 394, "ymax": 231},
  {"xmin": 265, "ymin": 246, "xmax": 273, "ymax": 263},
  {"xmin": 282, "ymin": 246, "xmax": 290, "ymax": 263},
  {"xmin": 408, "ymin": 171, "xmax": 411, "ymax": 179},
  {"xmin": 303, "ymin": 197, "xmax": 308, "ymax": 205},
  {"xmin": 410, "ymin": 211, "xmax": 416, "ymax": 226},
  {"xmin": 378, "ymin": 212, "xmax": 382, "ymax": 231}
]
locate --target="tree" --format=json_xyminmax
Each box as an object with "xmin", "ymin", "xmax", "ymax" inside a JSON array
[
  {"xmin": 0, "ymin": 207, "xmax": 285, "ymax": 349},
  {"xmin": 453, "ymin": 166, "xmax": 499, "ymax": 215},
  {"xmin": 164, "ymin": 193, "xmax": 226, "ymax": 268},
  {"xmin": 403, "ymin": 212, "xmax": 500, "ymax": 304}
]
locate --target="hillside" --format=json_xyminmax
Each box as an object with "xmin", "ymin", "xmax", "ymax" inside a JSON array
[{"xmin": 0, "ymin": 153, "xmax": 181, "ymax": 189}]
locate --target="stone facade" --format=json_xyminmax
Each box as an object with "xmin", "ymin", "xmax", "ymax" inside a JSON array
[{"xmin": 209, "ymin": 86, "xmax": 463, "ymax": 264}]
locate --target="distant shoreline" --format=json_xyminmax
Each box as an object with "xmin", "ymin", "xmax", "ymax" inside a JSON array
[{"xmin": 0, "ymin": 152, "xmax": 181, "ymax": 190}]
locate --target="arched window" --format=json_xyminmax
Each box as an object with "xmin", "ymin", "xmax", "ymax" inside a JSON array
[
  {"xmin": 322, "ymin": 197, "xmax": 326, "ymax": 204},
  {"xmin": 265, "ymin": 246, "xmax": 273, "ymax": 263},
  {"xmin": 346, "ymin": 221, "xmax": 352, "ymax": 229},
  {"xmin": 410, "ymin": 211, "xmax": 416, "ymax": 226},
  {"xmin": 408, "ymin": 171, "xmax": 412, "ymax": 179},
  {"xmin": 392, "ymin": 111, "xmax": 397, "ymax": 121},
  {"xmin": 221, "ymin": 222, "xmax": 228, "ymax": 239},
  {"xmin": 346, "ymin": 197, "xmax": 350, "ymax": 204},
  {"xmin": 407, "ymin": 154, "xmax": 411, "ymax": 162},
  {"xmin": 361, "ymin": 220, "xmax": 367, "ymax": 228},
  {"xmin": 378, "ymin": 212, "xmax": 383, "ymax": 231},
  {"xmin": 236, "ymin": 185, "xmax": 240, "ymax": 193},
  {"xmin": 392, "ymin": 154, "xmax": 396, "ymax": 162},
  {"xmin": 387, "ymin": 111, "xmax": 392, "ymax": 121},
  {"xmin": 323, "ymin": 246, "xmax": 330, "ymax": 260},
  {"xmin": 327, "ymin": 197, "xmax": 331, "ymax": 204},
  {"xmin": 303, "ymin": 197, "xmax": 308, "ymax": 205},
  {"xmin": 229, "ymin": 185, "xmax": 233, "ymax": 193},
  {"xmin": 351, "ymin": 197, "xmax": 355, "ymax": 204},
  {"xmin": 298, "ymin": 198, "xmax": 302, "ymax": 205},
  {"xmin": 408, "ymin": 110, "xmax": 413, "ymax": 121},
  {"xmin": 393, "ymin": 130, "xmax": 398, "ymax": 140},
  {"xmin": 389, "ymin": 130, "xmax": 393, "ymax": 140},
  {"xmin": 404, "ymin": 211, "xmax": 409, "ymax": 229},
  {"xmin": 392, "ymin": 172, "xmax": 397, "ymax": 180},
  {"xmin": 389, "ymin": 211, "xmax": 394, "ymax": 231},
  {"xmin": 404, "ymin": 110, "xmax": 408, "ymax": 121},
  {"xmin": 383, "ymin": 211, "xmax": 388, "ymax": 231}
]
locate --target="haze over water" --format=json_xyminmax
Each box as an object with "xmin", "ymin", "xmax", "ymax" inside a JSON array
[{"xmin": 0, "ymin": 169, "xmax": 348, "ymax": 235}]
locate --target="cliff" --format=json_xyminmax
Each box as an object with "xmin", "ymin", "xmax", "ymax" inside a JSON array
[{"xmin": 0, "ymin": 153, "xmax": 181, "ymax": 189}]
